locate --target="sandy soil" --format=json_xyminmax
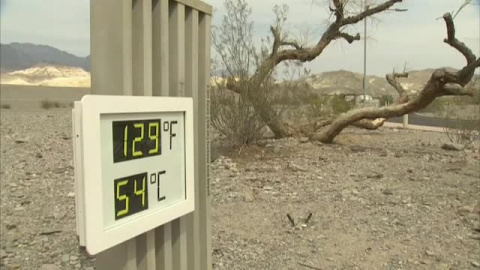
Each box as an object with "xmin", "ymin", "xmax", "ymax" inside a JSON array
[
  {"xmin": 211, "ymin": 130, "xmax": 480, "ymax": 270},
  {"xmin": 0, "ymin": 108, "xmax": 479, "ymax": 270},
  {"xmin": 0, "ymin": 85, "xmax": 89, "ymax": 110}
]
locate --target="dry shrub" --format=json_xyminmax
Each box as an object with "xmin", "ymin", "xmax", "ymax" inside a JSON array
[
  {"xmin": 441, "ymin": 101, "xmax": 480, "ymax": 146},
  {"xmin": 210, "ymin": 87, "xmax": 265, "ymax": 146},
  {"xmin": 41, "ymin": 100, "xmax": 61, "ymax": 109}
]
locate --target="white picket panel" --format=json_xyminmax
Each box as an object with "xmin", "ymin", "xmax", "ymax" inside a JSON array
[{"xmin": 89, "ymin": 0, "xmax": 212, "ymax": 269}]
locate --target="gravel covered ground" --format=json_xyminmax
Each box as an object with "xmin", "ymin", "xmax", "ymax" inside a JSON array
[
  {"xmin": 0, "ymin": 109, "xmax": 94, "ymax": 270},
  {"xmin": 1, "ymin": 108, "xmax": 479, "ymax": 270}
]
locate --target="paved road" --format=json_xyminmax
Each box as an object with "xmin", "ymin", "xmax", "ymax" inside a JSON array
[{"xmin": 388, "ymin": 113, "xmax": 479, "ymax": 129}]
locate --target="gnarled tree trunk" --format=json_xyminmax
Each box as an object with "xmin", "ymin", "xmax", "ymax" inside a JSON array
[{"xmin": 311, "ymin": 13, "xmax": 479, "ymax": 143}]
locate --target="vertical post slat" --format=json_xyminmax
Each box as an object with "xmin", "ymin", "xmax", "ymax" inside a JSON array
[
  {"xmin": 136, "ymin": 231, "xmax": 156, "ymax": 270},
  {"xmin": 184, "ymin": 7, "xmax": 200, "ymax": 270},
  {"xmin": 153, "ymin": 0, "xmax": 173, "ymax": 269},
  {"xmin": 126, "ymin": 239, "xmax": 137, "ymax": 270},
  {"xmin": 133, "ymin": 0, "xmax": 155, "ymax": 267},
  {"xmin": 132, "ymin": 0, "xmax": 153, "ymax": 96},
  {"xmin": 152, "ymin": 0, "xmax": 170, "ymax": 96},
  {"xmin": 169, "ymin": 2, "xmax": 185, "ymax": 96},
  {"xmin": 169, "ymin": 2, "xmax": 188, "ymax": 270},
  {"xmin": 145, "ymin": 231, "xmax": 156, "ymax": 268},
  {"xmin": 90, "ymin": 0, "xmax": 132, "ymax": 96},
  {"xmin": 136, "ymin": 230, "xmax": 156, "ymax": 270},
  {"xmin": 198, "ymin": 13, "xmax": 212, "ymax": 270},
  {"xmin": 172, "ymin": 219, "xmax": 187, "ymax": 270},
  {"xmin": 169, "ymin": 2, "xmax": 186, "ymax": 97},
  {"xmin": 136, "ymin": 233, "xmax": 147, "ymax": 269},
  {"xmin": 122, "ymin": 0, "xmax": 133, "ymax": 96},
  {"xmin": 155, "ymin": 223, "xmax": 173, "ymax": 269}
]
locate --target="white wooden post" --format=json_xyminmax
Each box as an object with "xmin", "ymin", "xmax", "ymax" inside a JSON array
[
  {"xmin": 90, "ymin": 0, "xmax": 212, "ymax": 269},
  {"xmin": 403, "ymin": 114, "xmax": 409, "ymax": 128}
]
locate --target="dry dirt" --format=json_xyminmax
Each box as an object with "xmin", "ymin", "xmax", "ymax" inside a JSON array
[{"xmin": 0, "ymin": 108, "xmax": 479, "ymax": 270}]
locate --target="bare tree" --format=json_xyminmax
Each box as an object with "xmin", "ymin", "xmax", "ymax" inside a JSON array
[
  {"xmin": 214, "ymin": 0, "xmax": 478, "ymax": 143},
  {"xmin": 311, "ymin": 12, "xmax": 479, "ymax": 143},
  {"xmin": 214, "ymin": 0, "xmax": 406, "ymax": 139}
]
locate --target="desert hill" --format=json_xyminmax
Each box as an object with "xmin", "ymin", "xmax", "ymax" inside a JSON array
[
  {"xmin": 0, "ymin": 43, "xmax": 90, "ymax": 72},
  {"xmin": 306, "ymin": 70, "xmax": 395, "ymax": 97},
  {"xmin": 305, "ymin": 68, "xmax": 477, "ymax": 98},
  {"xmin": 1, "ymin": 63, "xmax": 476, "ymax": 93},
  {"xmin": 0, "ymin": 42, "xmax": 476, "ymax": 93},
  {"xmin": 1, "ymin": 64, "xmax": 90, "ymax": 87}
]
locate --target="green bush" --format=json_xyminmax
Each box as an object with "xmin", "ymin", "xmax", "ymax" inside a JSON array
[
  {"xmin": 329, "ymin": 95, "xmax": 352, "ymax": 114},
  {"xmin": 307, "ymin": 95, "xmax": 352, "ymax": 117},
  {"xmin": 41, "ymin": 100, "xmax": 61, "ymax": 109},
  {"xmin": 379, "ymin": 95, "xmax": 394, "ymax": 106},
  {"xmin": 306, "ymin": 95, "xmax": 328, "ymax": 117}
]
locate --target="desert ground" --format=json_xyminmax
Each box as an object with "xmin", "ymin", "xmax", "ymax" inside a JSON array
[
  {"xmin": 0, "ymin": 93, "xmax": 479, "ymax": 269},
  {"xmin": 0, "ymin": 85, "xmax": 89, "ymax": 110}
]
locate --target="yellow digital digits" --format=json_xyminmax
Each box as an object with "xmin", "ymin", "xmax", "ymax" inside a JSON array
[
  {"xmin": 115, "ymin": 176, "xmax": 148, "ymax": 219},
  {"xmin": 148, "ymin": 122, "xmax": 159, "ymax": 154},
  {"xmin": 122, "ymin": 121, "xmax": 160, "ymax": 158},
  {"xmin": 134, "ymin": 176, "xmax": 146, "ymax": 206},
  {"xmin": 132, "ymin": 123, "xmax": 145, "ymax": 157},
  {"xmin": 123, "ymin": 126, "xmax": 128, "ymax": 157},
  {"xmin": 116, "ymin": 180, "xmax": 129, "ymax": 217}
]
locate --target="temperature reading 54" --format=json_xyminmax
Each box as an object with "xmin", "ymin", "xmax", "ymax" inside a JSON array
[{"xmin": 114, "ymin": 172, "xmax": 148, "ymax": 220}]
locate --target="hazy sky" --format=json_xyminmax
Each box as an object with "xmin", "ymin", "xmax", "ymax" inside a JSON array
[{"xmin": 0, "ymin": 0, "xmax": 479, "ymax": 75}]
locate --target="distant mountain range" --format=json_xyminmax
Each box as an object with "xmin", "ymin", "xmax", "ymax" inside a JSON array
[
  {"xmin": 0, "ymin": 43, "xmax": 90, "ymax": 72},
  {"xmin": 305, "ymin": 68, "xmax": 479, "ymax": 98},
  {"xmin": 1, "ymin": 42, "xmax": 477, "ymax": 94}
]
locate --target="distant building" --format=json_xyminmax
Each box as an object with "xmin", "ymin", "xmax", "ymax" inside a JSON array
[
  {"xmin": 344, "ymin": 94, "xmax": 373, "ymax": 102},
  {"xmin": 355, "ymin": 94, "xmax": 373, "ymax": 102}
]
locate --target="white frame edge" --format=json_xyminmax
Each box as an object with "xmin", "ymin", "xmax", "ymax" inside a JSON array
[{"xmin": 76, "ymin": 95, "xmax": 195, "ymax": 255}]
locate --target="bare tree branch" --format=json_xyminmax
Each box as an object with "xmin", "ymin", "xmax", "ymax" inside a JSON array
[
  {"xmin": 390, "ymin": 8, "xmax": 408, "ymax": 12},
  {"xmin": 311, "ymin": 12, "xmax": 478, "ymax": 143},
  {"xmin": 280, "ymin": 40, "xmax": 302, "ymax": 50},
  {"xmin": 335, "ymin": 32, "xmax": 361, "ymax": 43},
  {"xmin": 270, "ymin": 26, "xmax": 282, "ymax": 56},
  {"xmin": 443, "ymin": 83, "xmax": 473, "ymax": 96},
  {"xmin": 457, "ymin": 57, "xmax": 480, "ymax": 83},
  {"xmin": 352, "ymin": 118, "xmax": 388, "ymax": 130},
  {"xmin": 332, "ymin": 0, "xmax": 345, "ymax": 22},
  {"xmin": 452, "ymin": 0, "xmax": 473, "ymax": 19},
  {"xmin": 250, "ymin": 0, "xmax": 404, "ymax": 88},
  {"xmin": 342, "ymin": 0, "xmax": 404, "ymax": 25},
  {"xmin": 386, "ymin": 72, "xmax": 408, "ymax": 97},
  {"xmin": 443, "ymin": 12, "xmax": 476, "ymax": 65},
  {"xmin": 348, "ymin": 71, "xmax": 410, "ymax": 133}
]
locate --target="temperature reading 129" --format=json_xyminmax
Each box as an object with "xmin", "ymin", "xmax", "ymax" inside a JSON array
[{"xmin": 112, "ymin": 119, "xmax": 177, "ymax": 163}]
